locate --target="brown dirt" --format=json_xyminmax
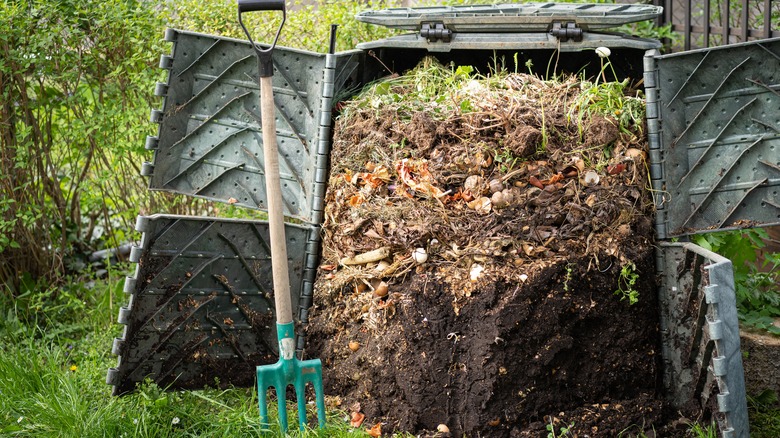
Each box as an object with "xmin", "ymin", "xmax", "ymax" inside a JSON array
[
  {"xmin": 741, "ymin": 329, "xmax": 780, "ymax": 400},
  {"xmin": 310, "ymin": 250, "xmax": 672, "ymax": 436},
  {"xmin": 306, "ymin": 62, "xmax": 684, "ymax": 436}
]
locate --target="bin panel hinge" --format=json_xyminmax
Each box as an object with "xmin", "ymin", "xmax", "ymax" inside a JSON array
[
  {"xmin": 420, "ymin": 22, "xmax": 452, "ymax": 43},
  {"xmin": 550, "ymin": 21, "xmax": 583, "ymax": 42}
]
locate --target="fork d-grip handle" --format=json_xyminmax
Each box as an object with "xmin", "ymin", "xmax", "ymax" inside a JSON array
[
  {"xmin": 238, "ymin": 0, "xmax": 285, "ymax": 12},
  {"xmin": 260, "ymin": 75, "xmax": 293, "ymax": 325},
  {"xmin": 237, "ymin": 0, "xmax": 285, "ymax": 77}
]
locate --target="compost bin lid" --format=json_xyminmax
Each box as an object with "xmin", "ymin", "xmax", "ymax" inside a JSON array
[
  {"xmin": 648, "ymin": 37, "xmax": 780, "ymax": 238},
  {"xmin": 355, "ymin": 2, "xmax": 663, "ymax": 33}
]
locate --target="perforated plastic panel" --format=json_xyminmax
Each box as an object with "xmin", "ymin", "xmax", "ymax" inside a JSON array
[
  {"xmin": 355, "ymin": 2, "xmax": 661, "ymax": 53},
  {"xmin": 144, "ymin": 29, "xmax": 362, "ymax": 224},
  {"xmin": 645, "ymin": 38, "xmax": 780, "ymax": 239},
  {"xmin": 106, "ymin": 215, "xmax": 318, "ymax": 395},
  {"xmin": 356, "ymin": 3, "xmax": 662, "ymax": 32},
  {"xmin": 108, "ymin": 28, "xmax": 365, "ymax": 396},
  {"xmin": 657, "ymin": 242, "xmax": 748, "ymax": 438}
]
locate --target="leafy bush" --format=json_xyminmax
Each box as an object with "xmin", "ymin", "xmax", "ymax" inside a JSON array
[
  {"xmin": 693, "ymin": 229, "xmax": 780, "ymax": 335},
  {"xmin": 0, "ymin": 0, "xmax": 167, "ymax": 293}
]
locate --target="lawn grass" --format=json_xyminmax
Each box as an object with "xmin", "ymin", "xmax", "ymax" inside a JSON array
[
  {"xmin": 0, "ymin": 326, "xmax": 371, "ymax": 437},
  {"xmin": 748, "ymin": 393, "xmax": 780, "ymax": 438},
  {"xmin": 0, "ymin": 278, "xmax": 370, "ymax": 438}
]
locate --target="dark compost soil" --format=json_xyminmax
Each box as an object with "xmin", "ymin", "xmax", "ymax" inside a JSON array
[{"xmin": 306, "ymin": 60, "xmax": 692, "ymax": 437}]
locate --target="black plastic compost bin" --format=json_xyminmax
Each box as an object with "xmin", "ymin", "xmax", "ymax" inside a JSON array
[{"xmin": 107, "ymin": 4, "xmax": 780, "ymax": 437}]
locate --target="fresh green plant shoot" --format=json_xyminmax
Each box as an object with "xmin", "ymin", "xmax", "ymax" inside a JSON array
[
  {"xmin": 563, "ymin": 264, "xmax": 574, "ymax": 292},
  {"xmin": 567, "ymin": 49, "xmax": 645, "ymax": 147},
  {"xmin": 547, "ymin": 420, "xmax": 575, "ymax": 438},
  {"xmin": 688, "ymin": 421, "xmax": 718, "ymax": 438},
  {"xmin": 494, "ymin": 147, "xmax": 521, "ymax": 173},
  {"xmin": 615, "ymin": 262, "xmax": 640, "ymax": 305}
]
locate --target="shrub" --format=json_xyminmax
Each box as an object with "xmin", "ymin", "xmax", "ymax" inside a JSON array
[{"xmin": 0, "ymin": 0, "xmax": 167, "ymax": 292}]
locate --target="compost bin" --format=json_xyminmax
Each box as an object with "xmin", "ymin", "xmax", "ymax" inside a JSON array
[{"xmin": 107, "ymin": 3, "xmax": 780, "ymax": 438}]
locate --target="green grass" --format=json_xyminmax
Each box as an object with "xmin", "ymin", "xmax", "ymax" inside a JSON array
[
  {"xmin": 687, "ymin": 422, "xmax": 718, "ymax": 438},
  {"xmin": 749, "ymin": 391, "xmax": 780, "ymax": 438},
  {"xmin": 0, "ymin": 329, "xmax": 367, "ymax": 437},
  {"xmin": 0, "ymin": 280, "xmax": 369, "ymax": 438}
]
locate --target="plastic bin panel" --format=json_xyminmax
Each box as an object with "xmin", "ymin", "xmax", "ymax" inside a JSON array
[{"xmin": 107, "ymin": 215, "xmax": 313, "ymax": 395}]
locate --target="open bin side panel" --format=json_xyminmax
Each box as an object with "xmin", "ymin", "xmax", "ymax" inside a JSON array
[
  {"xmin": 145, "ymin": 29, "xmax": 361, "ymax": 224},
  {"xmin": 106, "ymin": 215, "xmax": 313, "ymax": 395},
  {"xmin": 110, "ymin": 28, "xmax": 363, "ymax": 396},
  {"xmin": 648, "ymin": 38, "xmax": 780, "ymax": 239},
  {"xmin": 657, "ymin": 242, "xmax": 748, "ymax": 438}
]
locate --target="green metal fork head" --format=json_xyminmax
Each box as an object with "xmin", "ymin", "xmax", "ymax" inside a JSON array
[{"xmin": 257, "ymin": 322, "xmax": 326, "ymax": 432}]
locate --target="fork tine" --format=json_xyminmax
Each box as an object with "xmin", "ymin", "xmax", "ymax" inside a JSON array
[
  {"xmin": 299, "ymin": 358, "xmax": 326, "ymax": 428},
  {"xmin": 314, "ymin": 380, "xmax": 326, "ymax": 428},
  {"xmin": 276, "ymin": 383, "xmax": 289, "ymax": 433},
  {"xmin": 257, "ymin": 377, "xmax": 270, "ymax": 429},
  {"xmin": 295, "ymin": 381, "xmax": 308, "ymax": 430}
]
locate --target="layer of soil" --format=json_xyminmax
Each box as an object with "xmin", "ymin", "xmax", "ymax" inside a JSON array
[
  {"xmin": 306, "ymin": 60, "xmax": 686, "ymax": 436},
  {"xmin": 310, "ymin": 249, "xmax": 673, "ymax": 436},
  {"xmin": 741, "ymin": 329, "xmax": 780, "ymax": 399}
]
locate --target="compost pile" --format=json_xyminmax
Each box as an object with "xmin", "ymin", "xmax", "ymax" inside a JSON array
[{"xmin": 307, "ymin": 58, "xmax": 682, "ymax": 436}]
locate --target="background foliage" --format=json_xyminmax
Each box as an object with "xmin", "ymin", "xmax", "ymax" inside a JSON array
[
  {"xmin": 693, "ymin": 229, "xmax": 780, "ymax": 335},
  {"xmin": 0, "ymin": 0, "xmax": 401, "ymax": 305},
  {"xmin": 0, "ymin": 0, "xmax": 165, "ymax": 294}
]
